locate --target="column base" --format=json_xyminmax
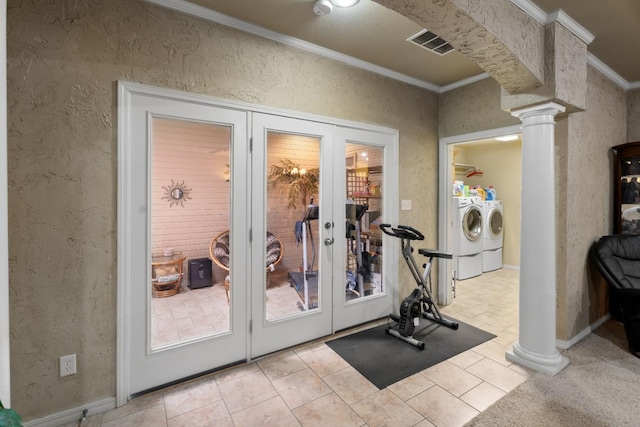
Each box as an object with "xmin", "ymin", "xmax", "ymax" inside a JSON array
[{"xmin": 506, "ymin": 340, "xmax": 569, "ymax": 376}]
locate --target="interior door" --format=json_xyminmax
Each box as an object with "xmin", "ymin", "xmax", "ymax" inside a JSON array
[
  {"xmin": 250, "ymin": 113, "xmax": 335, "ymax": 357},
  {"xmin": 120, "ymin": 85, "xmax": 249, "ymax": 397},
  {"xmin": 333, "ymin": 127, "xmax": 398, "ymax": 331}
]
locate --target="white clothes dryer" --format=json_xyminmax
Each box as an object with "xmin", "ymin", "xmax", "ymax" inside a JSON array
[
  {"xmin": 482, "ymin": 200, "xmax": 504, "ymax": 272},
  {"xmin": 453, "ymin": 196, "xmax": 483, "ymax": 280}
]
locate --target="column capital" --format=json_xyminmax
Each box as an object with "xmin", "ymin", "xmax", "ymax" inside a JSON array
[{"xmin": 511, "ymin": 102, "xmax": 566, "ymax": 121}]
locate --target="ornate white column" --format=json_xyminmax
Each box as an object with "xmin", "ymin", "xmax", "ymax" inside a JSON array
[{"xmin": 506, "ymin": 102, "xmax": 569, "ymax": 375}]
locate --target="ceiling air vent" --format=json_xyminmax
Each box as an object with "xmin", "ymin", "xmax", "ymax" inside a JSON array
[{"xmin": 408, "ymin": 30, "xmax": 454, "ymax": 55}]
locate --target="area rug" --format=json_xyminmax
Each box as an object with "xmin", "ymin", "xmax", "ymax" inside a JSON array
[
  {"xmin": 327, "ymin": 318, "xmax": 496, "ymax": 389},
  {"xmin": 465, "ymin": 327, "xmax": 640, "ymax": 427}
]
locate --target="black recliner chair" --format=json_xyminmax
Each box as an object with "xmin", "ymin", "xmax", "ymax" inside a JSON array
[{"xmin": 590, "ymin": 234, "xmax": 640, "ymax": 358}]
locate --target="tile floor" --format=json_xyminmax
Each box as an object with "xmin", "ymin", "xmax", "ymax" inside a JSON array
[
  {"xmin": 151, "ymin": 270, "xmax": 306, "ymax": 348},
  {"xmin": 72, "ymin": 268, "xmax": 528, "ymax": 427}
]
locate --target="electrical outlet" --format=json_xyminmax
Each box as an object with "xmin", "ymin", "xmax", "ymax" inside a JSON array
[
  {"xmin": 401, "ymin": 199, "xmax": 412, "ymax": 210},
  {"xmin": 60, "ymin": 354, "xmax": 77, "ymax": 377}
]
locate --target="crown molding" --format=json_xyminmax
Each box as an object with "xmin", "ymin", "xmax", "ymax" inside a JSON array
[
  {"xmin": 587, "ymin": 53, "xmax": 630, "ymax": 90},
  {"xmin": 510, "ymin": 0, "xmax": 547, "ymax": 24},
  {"xmin": 439, "ymin": 73, "xmax": 491, "ymax": 93},
  {"xmin": 145, "ymin": 0, "xmax": 440, "ymax": 92},
  {"xmin": 149, "ymin": 0, "xmax": 638, "ymax": 93},
  {"xmin": 146, "ymin": 0, "xmax": 491, "ymax": 94},
  {"xmin": 511, "ymin": 0, "xmax": 594, "ymax": 44},
  {"xmin": 547, "ymin": 9, "xmax": 595, "ymax": 44}
]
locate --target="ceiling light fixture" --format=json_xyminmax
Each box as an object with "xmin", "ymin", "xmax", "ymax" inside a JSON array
[
  {"xmin": 495, "ymin": 134, "xmax": 519, "ymax": 142},
  {"xmin": 313, "ymin": 0, "xmax": 359, "ymax": 16},
  {"xmin": 332, "ymin": 0, "xmax": 360, "ymax": 7}
]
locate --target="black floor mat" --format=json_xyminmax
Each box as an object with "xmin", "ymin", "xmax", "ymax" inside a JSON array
[{"xmin": 326, "ymin": 318, "xmax": 496, "ymax": 389}]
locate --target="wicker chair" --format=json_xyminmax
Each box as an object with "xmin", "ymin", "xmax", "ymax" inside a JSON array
[{"xmin": 209, "ymin": 230, "xmax": 284, "ymax": 303}]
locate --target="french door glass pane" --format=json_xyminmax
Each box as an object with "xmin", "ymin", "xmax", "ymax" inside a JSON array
[
  {"xmin": 345, "ymin": 143, "xmax": 384, "ymax": 302},
  {"xmin": 150, "ymin": 117, "xmax": 231, "ymax": 349},
  {"xmin": 266, "ymin": 131, "xmax": 321, "ymax": 319}
]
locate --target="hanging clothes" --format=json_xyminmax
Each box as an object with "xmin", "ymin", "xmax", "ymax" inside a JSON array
[{"xmin": 294, "ymin": 221, "xmax": 303, "ymax": 246}]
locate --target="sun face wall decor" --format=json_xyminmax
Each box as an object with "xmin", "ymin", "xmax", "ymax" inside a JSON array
[{"xmin": 162, "ymin": 180, "xmax": 192, "ymax": 207}]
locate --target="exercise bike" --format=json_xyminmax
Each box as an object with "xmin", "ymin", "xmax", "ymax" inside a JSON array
[{"xmin": 380, "ymin": 224, "xmax": 459, "ymax": 350}]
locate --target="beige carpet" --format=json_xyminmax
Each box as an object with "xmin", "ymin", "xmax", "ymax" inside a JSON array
[{"xmin": 466, "ymin": 321, "xmax": 640, "ymax": 427}]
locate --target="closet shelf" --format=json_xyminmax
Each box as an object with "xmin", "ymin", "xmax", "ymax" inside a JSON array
[{"xmin": 454, "ymin": 163, "xmax": 483, "ymax": 178}]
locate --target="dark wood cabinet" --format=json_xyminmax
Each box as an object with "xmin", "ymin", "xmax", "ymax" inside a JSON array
[{"xmin": 612, "ymin": 142, "xmax": 640, "ymax": 234}]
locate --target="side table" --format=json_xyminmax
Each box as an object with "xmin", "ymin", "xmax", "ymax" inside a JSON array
[{"xmin": 151, "ymin": 253, "xmax": 186, "ymax": 297}]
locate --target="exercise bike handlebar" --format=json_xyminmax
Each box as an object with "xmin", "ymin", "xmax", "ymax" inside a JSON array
[{"xmin": 379, "ymin": 224, "xmax": 424, "ymax": 241}]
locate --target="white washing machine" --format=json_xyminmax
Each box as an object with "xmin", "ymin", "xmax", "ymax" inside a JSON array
[
  {"xmin": 453, "ymin": 196, "xmax": 483, "ymax": 280},
  {"xmin": 482, "ymin": 200, "xmax": 504, "ymax": 272}
]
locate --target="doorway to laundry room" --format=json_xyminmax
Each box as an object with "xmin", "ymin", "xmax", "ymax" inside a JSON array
[
  {"xmin": 118, "ymin": 82, "xmax": 398, "ymax": 402},
  {"xmin": 437, "ymin": 127, "xmax": 522, "ymax": 339}
]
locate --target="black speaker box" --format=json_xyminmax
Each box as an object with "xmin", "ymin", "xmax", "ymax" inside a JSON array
[{"xmin": 188, "ymin": 258, "xmax": 213, "ymax": 289}]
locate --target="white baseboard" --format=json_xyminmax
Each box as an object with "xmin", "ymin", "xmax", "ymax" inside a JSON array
[
  {"xmin": 503, "ymin": 264, "xmax": 520, "ymax": 270},
  {"xmin": 23, "ymin": 397, "xmax": 116, "ymax": 427},
  {"xmin": 555, "ymin": 313, "xmax": 611, "ymax": 350}
]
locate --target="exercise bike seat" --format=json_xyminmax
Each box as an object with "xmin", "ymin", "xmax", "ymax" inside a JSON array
[{"xmin": 418, "ymin": 248, "xmax": 452, "ymax": 259}]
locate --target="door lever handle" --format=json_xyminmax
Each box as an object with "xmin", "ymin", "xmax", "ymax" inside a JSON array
[{"xmin": 324, "ymin": 237, "xmax": 334, "ymax": 246}]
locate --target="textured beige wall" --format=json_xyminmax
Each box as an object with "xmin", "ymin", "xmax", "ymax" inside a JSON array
[
  {"xmin": 7, "ymin": 0, "xmax": 438, "ymax": 419},
  {"xmin": 555, "ymin": 116, "xmax": 570, "ymax": 339},
  {"xmin": 629, "ymin": 89, "xmax": 640, "ymax": 142},
  {"xmin": 551, "ymin": 23, "xmax": 588, "ymax": 111},
  {"xmin": 439, "ymin": 78, "xmax": 520, "ymax": 138},
  {"xmin": 450, "ymin": 0, "xmax": 545, "ymax": 93},
  {"xmin": 501, "ymin": 22, "xmax": 588, "ymax": 113},
  {"xmin": 556, "ymin": 66, "xmax": 627, "ymax": 340}
]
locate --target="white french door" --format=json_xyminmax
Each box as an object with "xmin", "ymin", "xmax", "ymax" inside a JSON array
[
  {"xmin": 250, "ymin": 115, "xmax": 398, "ymax": 355},
  {"xmin": 250, "ymin": 113, "xmax": 336, "ymax": 357},
  {"xmin": 332, "ymin": 127, "xmax": 398, "ymax": 331},
  {"xmin": 119, "ymin": 82, "xmax": 399, "ymax": 402},
  {"xmin": 120, "ymin": 84, "xmax": 249, "ymax": 397}
]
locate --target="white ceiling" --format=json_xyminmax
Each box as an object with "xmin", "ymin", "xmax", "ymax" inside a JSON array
[{"xmin": 150, "ymin": 0, "xmax": 640, "ymax": 92}]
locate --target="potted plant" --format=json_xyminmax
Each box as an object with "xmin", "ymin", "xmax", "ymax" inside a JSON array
[
  {"xmin": 268, "ymin": 159, "xmax": 319, "ymax": 209},
  {"xmin": 0, "ymin": 400, "xmax": 22, "ymax": 427}
]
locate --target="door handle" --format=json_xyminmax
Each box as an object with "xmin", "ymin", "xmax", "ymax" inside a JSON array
[{"xmin": 324, "ymin": 237, "xmax": 335, "ymax": 246}]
